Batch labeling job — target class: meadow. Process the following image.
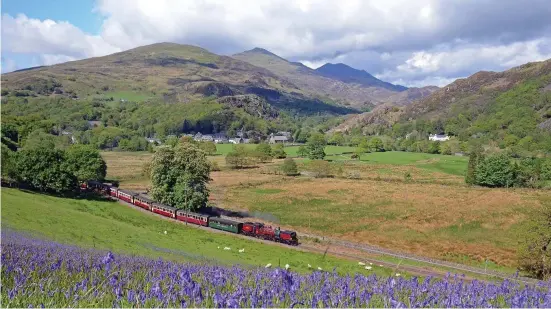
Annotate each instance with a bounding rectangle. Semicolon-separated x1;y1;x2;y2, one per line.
0;188;393;277
99;148;548;271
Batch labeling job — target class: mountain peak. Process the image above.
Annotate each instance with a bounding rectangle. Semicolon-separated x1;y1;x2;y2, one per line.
241;47;285;59
315;63;407;91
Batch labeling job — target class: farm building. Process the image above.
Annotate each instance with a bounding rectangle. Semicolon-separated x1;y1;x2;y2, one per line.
268;133;289;144
429;134;450;142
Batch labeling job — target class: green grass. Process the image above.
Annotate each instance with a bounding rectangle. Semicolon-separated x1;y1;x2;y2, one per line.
1;188;397;276
326;151;468;176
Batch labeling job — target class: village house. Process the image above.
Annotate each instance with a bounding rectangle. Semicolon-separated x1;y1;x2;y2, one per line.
213;133;228;143
268;133;289;144
229;137;243;144
146;137;161;144
429;134;450;142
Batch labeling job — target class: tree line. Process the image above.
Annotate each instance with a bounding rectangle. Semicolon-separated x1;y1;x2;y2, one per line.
465;148;551;188
2;141;107;193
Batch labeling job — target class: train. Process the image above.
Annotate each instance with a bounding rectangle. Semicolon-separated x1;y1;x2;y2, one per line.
83;181;299;246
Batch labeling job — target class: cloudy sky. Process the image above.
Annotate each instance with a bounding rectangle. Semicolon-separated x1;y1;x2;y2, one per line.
2;0;551;87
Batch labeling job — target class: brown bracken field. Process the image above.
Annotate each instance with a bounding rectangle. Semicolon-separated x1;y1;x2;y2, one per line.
102;150;550;269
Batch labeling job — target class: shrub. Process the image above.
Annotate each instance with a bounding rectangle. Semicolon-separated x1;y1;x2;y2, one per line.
307;160;332;178
272;143;287;159
280;158;298;176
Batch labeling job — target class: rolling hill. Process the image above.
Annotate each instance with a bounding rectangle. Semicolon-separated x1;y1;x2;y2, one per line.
0;43;355;117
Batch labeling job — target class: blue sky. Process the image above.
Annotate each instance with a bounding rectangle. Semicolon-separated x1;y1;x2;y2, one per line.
2;0;102;71
2;0;100;33
2;0;551;86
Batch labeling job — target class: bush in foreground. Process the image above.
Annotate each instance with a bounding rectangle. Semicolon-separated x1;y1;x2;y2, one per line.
2;231;551;308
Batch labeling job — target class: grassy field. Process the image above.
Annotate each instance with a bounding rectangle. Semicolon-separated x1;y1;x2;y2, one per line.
222;175;549;269
0;188;397;277
100;149;544;271
326;151;468;176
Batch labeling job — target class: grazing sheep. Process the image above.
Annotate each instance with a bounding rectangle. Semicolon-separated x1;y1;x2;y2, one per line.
285;264;290;270
265;263;272;268
224;247;231;250
365;266;372;270
317;267;322;271
358;262;366;266
238;248;245;253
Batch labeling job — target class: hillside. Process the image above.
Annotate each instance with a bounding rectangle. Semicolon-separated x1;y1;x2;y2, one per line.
0;43;355;117
315;63;407;92
335;59;551;152
233;48;427;109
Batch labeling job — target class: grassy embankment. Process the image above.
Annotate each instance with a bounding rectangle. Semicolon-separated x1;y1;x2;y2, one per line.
1;188;398;277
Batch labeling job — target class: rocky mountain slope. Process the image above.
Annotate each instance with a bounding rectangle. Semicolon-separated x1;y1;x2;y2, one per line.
334;59;551;139
315;63;407;92
232;48;432;109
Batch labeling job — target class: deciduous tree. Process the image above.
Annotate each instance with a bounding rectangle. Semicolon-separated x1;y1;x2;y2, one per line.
65;144;107;182
150;144;210;210
518;202;551;280
15;147;77;192
306;133;326;160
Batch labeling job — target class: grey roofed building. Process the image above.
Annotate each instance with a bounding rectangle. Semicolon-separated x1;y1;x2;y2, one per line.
268;133;289;144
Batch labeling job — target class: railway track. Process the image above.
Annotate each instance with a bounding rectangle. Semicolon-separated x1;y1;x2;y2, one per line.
111;194;540;284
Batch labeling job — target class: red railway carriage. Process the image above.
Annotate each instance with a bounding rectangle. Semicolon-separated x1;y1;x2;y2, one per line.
133;195;153;211
176;210;209;226
109;186;118;197
152;203;176;218
117;189;136;203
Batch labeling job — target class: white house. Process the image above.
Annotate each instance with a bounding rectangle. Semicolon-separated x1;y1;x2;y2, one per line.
429;134;450;142
229;137;243;144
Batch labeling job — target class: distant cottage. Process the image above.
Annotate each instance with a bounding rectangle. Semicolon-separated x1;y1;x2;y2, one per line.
429;134;450;142
268;133;290;144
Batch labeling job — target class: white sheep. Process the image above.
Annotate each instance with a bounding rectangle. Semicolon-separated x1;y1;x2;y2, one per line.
358;262;366;266
365;266;372;270
285;264;290;270
395;273;401;277
265;263;272;268
163;231;167;235
307;264;312;268
223;247;231;250
238;248;245;253
317;267;322;271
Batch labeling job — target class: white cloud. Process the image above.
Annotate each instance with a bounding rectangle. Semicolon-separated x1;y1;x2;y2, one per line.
1;13;120;62
376;38;551;86
2;0;551;86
